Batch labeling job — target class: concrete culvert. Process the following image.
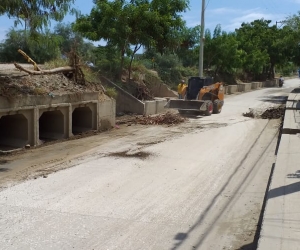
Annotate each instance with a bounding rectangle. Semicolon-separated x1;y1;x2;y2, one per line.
0;114;28;150
72;107;93;134
39;110;64;141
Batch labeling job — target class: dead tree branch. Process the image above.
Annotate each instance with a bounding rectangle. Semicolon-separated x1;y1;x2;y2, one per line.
17;49;42;71
14;63;74;75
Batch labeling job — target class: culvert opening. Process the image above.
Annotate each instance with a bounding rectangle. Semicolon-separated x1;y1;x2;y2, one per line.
72;107;93;134
39;110;64;141
0;114;28;150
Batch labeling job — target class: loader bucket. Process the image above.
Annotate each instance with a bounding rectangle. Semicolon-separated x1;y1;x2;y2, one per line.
164;99;206;111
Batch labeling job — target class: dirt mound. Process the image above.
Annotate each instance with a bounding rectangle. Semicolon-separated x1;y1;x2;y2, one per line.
136;112;186;125
243;107;285;119
0;64;106;99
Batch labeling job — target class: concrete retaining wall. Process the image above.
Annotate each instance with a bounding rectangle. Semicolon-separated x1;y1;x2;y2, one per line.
251;82;263;89
227;85;238;94
100;76;145;115
144;99;168;115
100;76;168;116
225;79;278;95
237;83;252;92
156;99;168;113
98;99;116;130
263;79;278;87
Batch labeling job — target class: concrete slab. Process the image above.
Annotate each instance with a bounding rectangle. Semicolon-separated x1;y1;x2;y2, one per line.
251;82;263;89
144;101;157;115
287;93;300;101
227;85;237;94
258;134;300;250
237;83;252;92
282;110;300;134
286;100;300;110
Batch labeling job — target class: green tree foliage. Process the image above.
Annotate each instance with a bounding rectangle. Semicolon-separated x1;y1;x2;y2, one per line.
235;20;270;78
73;0;189;79
0;29;61;63
204;25;244;76
176;25;200;67
0;25;96;64
54;23;83;55
53;23;97;63
0;0;75;32
282;12;300;67
235;19;297;79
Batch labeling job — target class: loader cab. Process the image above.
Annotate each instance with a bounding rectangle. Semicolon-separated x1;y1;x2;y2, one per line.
186;77;213;100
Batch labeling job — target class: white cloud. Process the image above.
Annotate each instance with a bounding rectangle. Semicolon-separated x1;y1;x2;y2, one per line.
224;11;276;31
206;7;286;32
207;7;237;15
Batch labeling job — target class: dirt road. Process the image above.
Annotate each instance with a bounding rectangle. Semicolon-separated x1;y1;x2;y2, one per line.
0;79;299;250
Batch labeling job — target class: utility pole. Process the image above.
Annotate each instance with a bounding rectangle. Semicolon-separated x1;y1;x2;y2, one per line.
199;0;205;77
276;21;284;28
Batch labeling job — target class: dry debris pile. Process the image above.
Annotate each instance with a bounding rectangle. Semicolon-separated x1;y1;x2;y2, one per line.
117;112;186;126
242;110;255;118
261;107;285;119
136;112;186;125
0;49;106;99
243;107;285;119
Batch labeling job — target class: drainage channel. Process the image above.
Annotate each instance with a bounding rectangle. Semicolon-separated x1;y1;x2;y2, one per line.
0;114;28;150
72;107;93;135
39;110;65;141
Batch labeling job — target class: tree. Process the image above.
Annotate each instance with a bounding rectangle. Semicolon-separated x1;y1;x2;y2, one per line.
233;19;299;79
0;29;61;63
0;0;75;32
73;0;189;79
282;13;300;66
235;20;273;79
204;25;244;77
175;25;200;67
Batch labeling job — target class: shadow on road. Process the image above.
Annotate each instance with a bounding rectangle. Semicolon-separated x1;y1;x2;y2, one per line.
0;167;10;172
268;181;300;199
259;95;288;104
287;170;300;178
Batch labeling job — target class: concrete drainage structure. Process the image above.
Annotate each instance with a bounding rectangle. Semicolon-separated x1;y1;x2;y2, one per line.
0;92;115;151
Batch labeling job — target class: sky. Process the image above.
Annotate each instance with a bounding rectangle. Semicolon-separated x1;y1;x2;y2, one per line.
0;0;300;42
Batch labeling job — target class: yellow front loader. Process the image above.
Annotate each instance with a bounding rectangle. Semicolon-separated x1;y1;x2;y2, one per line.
165;77;225;116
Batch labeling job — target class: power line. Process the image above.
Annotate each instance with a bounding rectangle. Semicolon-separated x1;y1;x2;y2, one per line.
205;0;210;10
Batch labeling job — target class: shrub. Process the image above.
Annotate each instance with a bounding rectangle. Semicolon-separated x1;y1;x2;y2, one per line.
105;87;118;99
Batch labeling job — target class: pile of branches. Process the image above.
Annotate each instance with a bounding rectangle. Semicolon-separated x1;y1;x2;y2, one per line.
14;49;85;85
261;107;285;119
135;112;186;125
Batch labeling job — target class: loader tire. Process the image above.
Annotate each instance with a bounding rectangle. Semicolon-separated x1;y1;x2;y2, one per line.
204;101;213;116
213;99;223;114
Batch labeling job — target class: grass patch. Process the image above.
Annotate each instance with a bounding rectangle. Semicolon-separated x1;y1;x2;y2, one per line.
44;58;69;69
105;87;118;99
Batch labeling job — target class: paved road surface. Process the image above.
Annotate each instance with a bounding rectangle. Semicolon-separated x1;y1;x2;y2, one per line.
0;79;299;250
